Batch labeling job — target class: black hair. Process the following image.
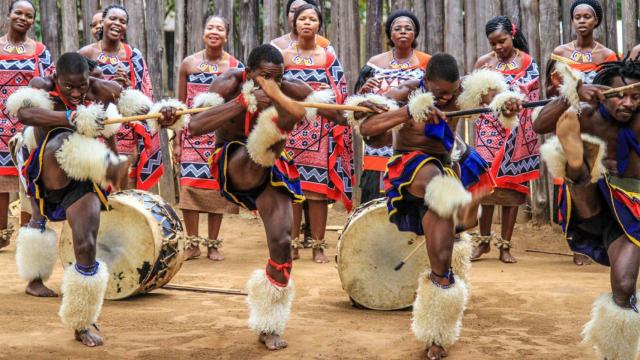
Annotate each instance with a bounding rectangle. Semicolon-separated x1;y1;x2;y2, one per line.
385;10;420;48
56;53;90;76
97;5;129;41
570;0;603;28
292;4;323;36
485;16;529;54
204;15;230;35
425;53;459;83
247;44;284;70
9;0;35;15
285;0;318;16
593;54;640;87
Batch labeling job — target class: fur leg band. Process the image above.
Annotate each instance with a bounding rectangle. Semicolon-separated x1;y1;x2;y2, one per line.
15;226;57;282
408;89;435;123
539;134;606;183
457;69;508;110
343;94;399;134
6;87;54;116
147;98;189;133
489;91;525;130
424;175;472;221
58;261;108;331
245;269;295;336
246;106;288;167
582;293;640;360
411;271;468;348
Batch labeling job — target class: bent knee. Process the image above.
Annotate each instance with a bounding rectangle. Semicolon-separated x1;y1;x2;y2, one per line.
612;276;637;305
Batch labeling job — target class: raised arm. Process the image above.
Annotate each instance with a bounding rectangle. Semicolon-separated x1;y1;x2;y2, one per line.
188;70;245;136
281;78;348;125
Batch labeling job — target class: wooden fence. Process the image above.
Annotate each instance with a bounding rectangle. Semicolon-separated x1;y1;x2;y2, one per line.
5;0;640;221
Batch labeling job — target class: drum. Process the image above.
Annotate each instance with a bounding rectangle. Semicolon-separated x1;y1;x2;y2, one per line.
60;190;185;300
336;198;429;310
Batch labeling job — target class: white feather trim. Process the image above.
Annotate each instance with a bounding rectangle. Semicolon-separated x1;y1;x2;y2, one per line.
101;103;121;138
73;103;106;138
147;98;189;134
6;87;53;116
408;90;435;123
555;61;584;112
15;227;57;282
241;79;258;114
411;272;468;348
192;92;225;108
246;106;287;167
457;69;508;110
117;89;152;117
581;293;640;360
303;89;335;121
540;134;606;183
23;126;37;152
343;94;399;134
246;269;295;336
424;175;472;220
59;261;108;330
489;91;525;130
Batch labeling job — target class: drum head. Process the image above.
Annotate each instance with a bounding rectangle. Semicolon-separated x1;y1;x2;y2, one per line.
60;192;162;300
337;199;429;310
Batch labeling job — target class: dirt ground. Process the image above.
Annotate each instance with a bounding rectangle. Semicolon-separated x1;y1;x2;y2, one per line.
0;207;613;359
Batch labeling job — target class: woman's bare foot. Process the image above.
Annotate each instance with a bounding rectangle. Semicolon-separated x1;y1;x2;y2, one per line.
291;247;300;260
470;242;491;261
426;344;448;359
207;247;225;261
75;329;103;347
499;249;517;263
313;248;329;263
259;333;288;350
184;246;201;260
25;279;58;297
573;252;592;266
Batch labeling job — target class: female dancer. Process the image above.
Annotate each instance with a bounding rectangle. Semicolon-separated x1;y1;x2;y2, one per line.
175;16;242;261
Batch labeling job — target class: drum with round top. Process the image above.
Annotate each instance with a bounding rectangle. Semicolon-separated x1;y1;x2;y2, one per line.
60;189;185;299
336;198;429;310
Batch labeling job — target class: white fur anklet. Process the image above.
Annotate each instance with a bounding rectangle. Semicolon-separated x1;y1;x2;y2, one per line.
58;261;109;331
15;226;57;282
245;269;295;336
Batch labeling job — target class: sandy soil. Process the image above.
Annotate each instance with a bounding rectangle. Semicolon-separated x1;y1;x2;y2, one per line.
0;208;612;359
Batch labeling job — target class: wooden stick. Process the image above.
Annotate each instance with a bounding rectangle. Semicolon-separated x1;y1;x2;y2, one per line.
162;284;248;296
525;249;573;257
394;239;426;271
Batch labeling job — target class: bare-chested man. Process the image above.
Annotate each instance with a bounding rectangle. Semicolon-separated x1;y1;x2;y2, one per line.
10;52;178;347
534;56;640;359
353;53;521;359
189;44;348;351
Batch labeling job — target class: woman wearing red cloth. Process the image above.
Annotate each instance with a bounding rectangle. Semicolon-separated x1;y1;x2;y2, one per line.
471;16;541;264
175;16;242;261
0;0;54;250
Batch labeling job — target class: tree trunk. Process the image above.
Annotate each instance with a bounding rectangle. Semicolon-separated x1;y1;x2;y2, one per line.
561;0;574;44
60;0;79;53
425;0;444;54
40;0;60;59
444;0;464;72
365;0;384;59
187;0;209;55
263;0;280;43
463;0;477;72
174;0;186;95
622;0;639;54
413;0;427;51
239;0;259;62
603;0;618;53
501;0;521;27
475;0;500;56
214;0;235;55
81;0;100;46
390;0;412;11
123;0;146;54
521;0;541;61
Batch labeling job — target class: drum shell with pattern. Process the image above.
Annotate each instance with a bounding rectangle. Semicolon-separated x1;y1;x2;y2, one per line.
336;199;429;310
59;190;185;300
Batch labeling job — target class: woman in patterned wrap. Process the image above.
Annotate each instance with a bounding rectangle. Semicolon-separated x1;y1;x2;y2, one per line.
79;4;163;191
471;16;541;264
354;9;430;204
282;4;353;263
0;0;54;250
175;15;242;261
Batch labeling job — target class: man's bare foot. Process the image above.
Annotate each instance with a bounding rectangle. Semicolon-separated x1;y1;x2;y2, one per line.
25;279;58;297
312;248;329;263
291;247;300;260
457;187;492;230
254;76;305;119
470;242;490;261
556;109;583;171
207;247;225;261
184;246;201;261
75;329;103;347
0;237;9;250
573;252;592;266
106;157;131;191
259;333;288;351
426;344;448;359
499;249;517;263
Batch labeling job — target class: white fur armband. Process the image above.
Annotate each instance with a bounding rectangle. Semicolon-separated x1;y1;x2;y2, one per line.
540;133;606;183
555;62;584;112
241;79;258;113
192;92;225;108
343;94;398;134
117;89;153;117
246;106;288;167
304;89;335;121
457;69;508;110
101;103;122;138
489;91;525;130
147;98;189;134
73;103;106;138
424;175;472;221
6;87;54;116
408;90;435;123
